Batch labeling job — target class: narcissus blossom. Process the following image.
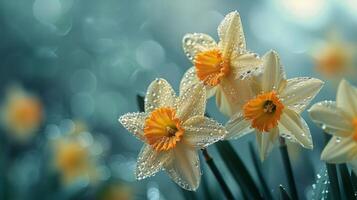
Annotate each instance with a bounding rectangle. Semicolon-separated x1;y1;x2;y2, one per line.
181;11;261;116
226;51;324;160
1;86;43;141
312;34;354;78
51;123;100;185
309;79;357;174
119;78;226;190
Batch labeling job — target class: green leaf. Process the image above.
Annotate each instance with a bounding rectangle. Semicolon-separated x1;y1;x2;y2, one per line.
279;185;292;200
350;171;357;194
338;164;355;200
216;141;262;199
136;94;145;112
248;142;273;200
279;138;298;200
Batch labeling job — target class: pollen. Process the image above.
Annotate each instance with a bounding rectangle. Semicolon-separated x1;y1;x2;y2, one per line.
144;107;184;152
243;91;284;132
194;49;230;86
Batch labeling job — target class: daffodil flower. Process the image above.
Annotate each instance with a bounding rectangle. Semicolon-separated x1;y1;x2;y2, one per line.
309;79;357;174
1;86;43;141
226;51;324;160
119;78;226;191
312;33;354;78
181;11;261;116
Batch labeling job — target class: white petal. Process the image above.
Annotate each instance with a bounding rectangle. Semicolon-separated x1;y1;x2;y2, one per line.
218;11;246;58
118;112;147;141
280;77;324;113
145;78;176;113
261;51;286;93
279;109;313;149
182;33;218;62
176;83;206;122
216;75;254;116
179;67;216;98
308;101;353;137
135;145;171;180
183;116;226;148
231;52;262;79
321;136;357;163
225;112;253;140
256;128;279;161
164;143;200;191
337;79;357;118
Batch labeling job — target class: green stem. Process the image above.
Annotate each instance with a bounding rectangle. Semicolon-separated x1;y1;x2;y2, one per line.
323;133;341;200
201;148;235;200
279;137;298;200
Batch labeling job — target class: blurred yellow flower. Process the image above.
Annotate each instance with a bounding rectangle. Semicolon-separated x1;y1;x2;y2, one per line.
1;86;43;141
98;183;133;200
309;79;357;174
52;133;98;185
119;78;226;190
312;34;355;78
226;51;324;160
181;11;262;116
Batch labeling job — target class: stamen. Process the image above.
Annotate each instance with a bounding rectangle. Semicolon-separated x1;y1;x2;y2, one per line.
263;100;277;113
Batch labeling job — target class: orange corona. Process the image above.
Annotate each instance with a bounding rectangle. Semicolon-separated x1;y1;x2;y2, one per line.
194;49;230;86
144;108;184;152
243;91;284;132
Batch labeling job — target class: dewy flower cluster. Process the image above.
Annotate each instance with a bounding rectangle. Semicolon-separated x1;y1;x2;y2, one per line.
119;11;326;191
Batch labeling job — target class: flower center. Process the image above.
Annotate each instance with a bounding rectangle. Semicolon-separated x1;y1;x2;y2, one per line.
243;91;284;132
194;49;230;86
144;107;184;152
352;118;357;142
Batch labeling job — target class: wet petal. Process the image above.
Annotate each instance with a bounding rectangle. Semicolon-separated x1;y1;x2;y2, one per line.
279;109;313;149
231;52;262;78
179;67;216;98
135;144;171;180
308;101;353;137
256;128;279;161
261;51;286;93
145;78;176;113
216;75;254;116
182;33;218;62
280;77;324;113
218;11;246;58
225;112;253;140
337;79;357;118
176;83;206;122
165;143;200;191
183;116;226;148
118;112;148;141
321;136;357;163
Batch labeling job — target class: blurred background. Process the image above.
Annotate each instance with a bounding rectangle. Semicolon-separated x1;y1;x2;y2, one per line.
0;0;357;199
